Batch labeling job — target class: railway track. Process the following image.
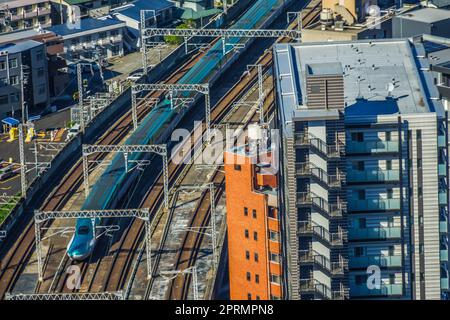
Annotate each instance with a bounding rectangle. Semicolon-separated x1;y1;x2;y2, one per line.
0;49;204;298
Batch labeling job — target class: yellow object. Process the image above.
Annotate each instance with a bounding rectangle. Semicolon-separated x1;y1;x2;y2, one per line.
73;91;79;100
25;127;35;143
7;127;18;142
8;158;12;163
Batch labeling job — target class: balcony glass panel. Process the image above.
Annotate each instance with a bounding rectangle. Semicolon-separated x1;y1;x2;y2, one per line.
347;141;399;154
349;255;402;268
348;227;401;240
347;169;400;183
440;221;448;233
439;191;447;205
439;164;447;176
441;278;449;290
441;250;448;262
438;135;446;148
351;283;402;296
348;198;400;211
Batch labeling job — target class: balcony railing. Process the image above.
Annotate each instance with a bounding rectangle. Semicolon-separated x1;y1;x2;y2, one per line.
350;283;402;297
438;135;446;148
349;255;402;269
299;279;332;299
347;141;399;154
298;221;345;246
296;163;344;187
440;220;448;233
441;249;448;262
439;164;447;176
347;169;400;183
348;198;401;212
299;250;347;275
441;278;449;290
439;191;447;205
294;133;343;158
297;192;345;217
348;227;401;240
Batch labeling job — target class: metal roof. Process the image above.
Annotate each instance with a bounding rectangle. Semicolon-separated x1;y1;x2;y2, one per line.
0;39;42;53
398;7;450;24
112;0;174;21
1;117;19;126
45;17;125;38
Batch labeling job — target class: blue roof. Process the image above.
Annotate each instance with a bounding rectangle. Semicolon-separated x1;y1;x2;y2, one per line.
114;0;174;21
0;40;42;54
46;17;125;37
2;117;19;126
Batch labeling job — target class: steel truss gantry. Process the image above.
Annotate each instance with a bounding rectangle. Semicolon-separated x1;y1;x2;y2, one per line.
34;209;151;282
247;64;265;124
131;83;212;140
18;124;26;198
5;291;124;300
171;183;218;270
142;27;301;55
160;266;199;300
82;144;169;209
140;10;157;75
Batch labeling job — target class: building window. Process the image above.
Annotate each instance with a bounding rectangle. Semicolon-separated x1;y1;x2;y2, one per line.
0;77;7;87
253;231;258;241
244;229;249;238
99;32;107;39
389;274;395;284
416;130;422;140
110;30;119;37
387;188;393;199
247;293;252;300
271;295;281;300
269;231;279;242
252;209;257;219
355;275;367;285
386;160;392;170
246;272;251;281
38;84;46;95
270;274;280;284
355;161;364;171
351;132;363;142
9;93;19;103
9;75;18;85
388;245;395;256
71;39;79;45
354;247;364;257
245;251;250;260
0;61;5;70
37;67;45;78
269;252;280;263
234;164;241;171
254;252;259;262
9;58;17;68
357;190;365;200
255;274;260;284
268;206;277;219
358;218;366;228
85;35;92;43
417;158;422;168
0;95;8;105
244;207;248;216
256;296;260;300
385;131;391;141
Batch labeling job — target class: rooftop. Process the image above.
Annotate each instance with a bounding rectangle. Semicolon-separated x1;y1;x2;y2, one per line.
46;17;125;38
112;0;174;21
306;62;343;76
398;7;450;23
0;39;42;53
0;28;56;45
273;39;444;129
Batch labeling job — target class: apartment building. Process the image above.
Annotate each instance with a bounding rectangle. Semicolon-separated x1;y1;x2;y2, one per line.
46;17;125;61
0;40;49;119
224;147;284;300
0;0;52;34
273;38;450;300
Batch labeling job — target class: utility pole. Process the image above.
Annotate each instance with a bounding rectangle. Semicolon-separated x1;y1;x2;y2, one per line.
18;124;26;198
77;63;85;133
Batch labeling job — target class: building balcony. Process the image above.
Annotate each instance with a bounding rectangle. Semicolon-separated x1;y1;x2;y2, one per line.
348;198;401;212
439;191;447;205
347;141;399;155
439;164;447;176
438;135;446;148
297;192;345;217
349;255;402;269
441;249;448;262
297;221;345;246
348;227;401;241
350;283;402;297
440;220;448;233
347;169;400;183
299;279;332;299
441;278;449;290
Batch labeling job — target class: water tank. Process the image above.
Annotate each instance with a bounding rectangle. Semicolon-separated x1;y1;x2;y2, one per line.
320;8;334;27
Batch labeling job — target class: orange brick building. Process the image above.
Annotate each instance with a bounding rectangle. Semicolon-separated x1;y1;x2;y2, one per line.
224;148;283;300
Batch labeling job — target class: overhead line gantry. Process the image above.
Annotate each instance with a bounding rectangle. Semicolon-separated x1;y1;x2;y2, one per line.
5;292;124;300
